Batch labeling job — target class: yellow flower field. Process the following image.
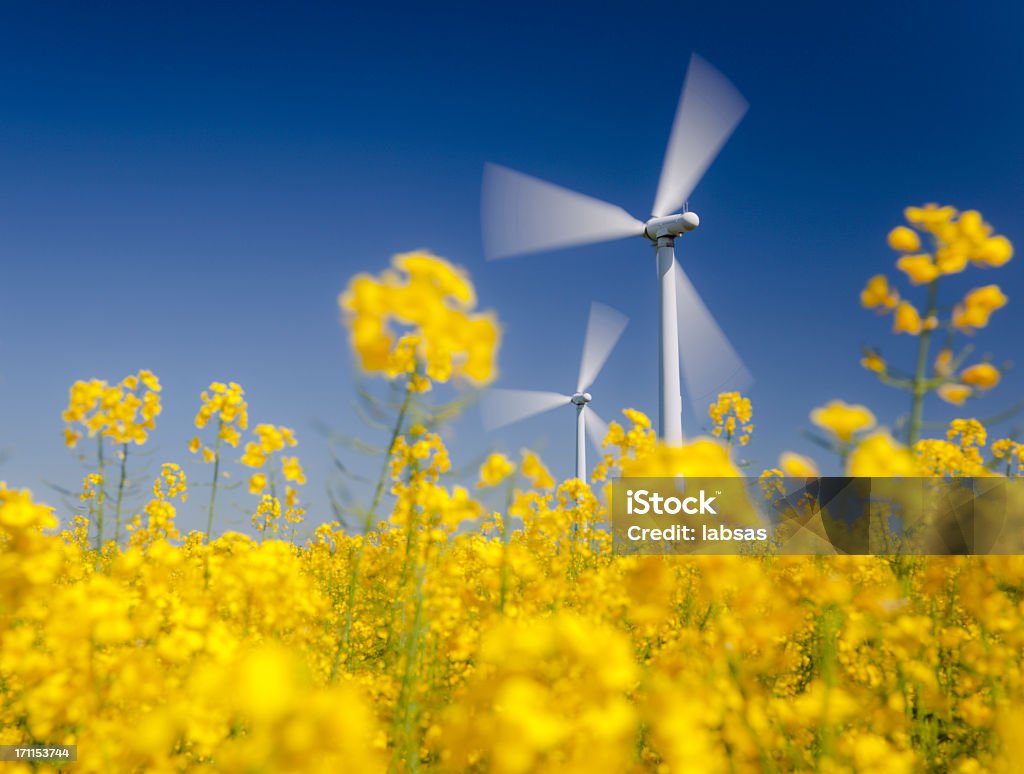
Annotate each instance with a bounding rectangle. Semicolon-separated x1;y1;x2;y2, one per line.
2;216;1023;772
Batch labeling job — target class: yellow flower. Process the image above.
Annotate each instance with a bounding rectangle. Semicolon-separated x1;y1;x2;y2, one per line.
521;451;555;490
63;370;163;447
892;301;923;335
992;438;1024;475
960;363;1000;390
896;254;939;285
937;384;972;405
241;442;268;469
947;418;986;449
904;203;957;228
935;245;969;275
188;437;201;454
974;235;1013;267
248;473;268;495
887;225;921;252
194;381;248;441
281;456;307;485
810;400;876;442
709;392;753;446
779;451;820;478
847;432;918;476
340;251;502;389
477;452;516;488
860;351;885;374
934;348;953;376
860;275;899;310
953;285;1007;331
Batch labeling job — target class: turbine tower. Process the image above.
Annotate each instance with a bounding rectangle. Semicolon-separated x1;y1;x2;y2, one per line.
482;54;751;444
481;301;627;481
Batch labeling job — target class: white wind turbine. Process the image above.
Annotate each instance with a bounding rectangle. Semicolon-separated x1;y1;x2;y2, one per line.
483;53;752;445
481;301;628;481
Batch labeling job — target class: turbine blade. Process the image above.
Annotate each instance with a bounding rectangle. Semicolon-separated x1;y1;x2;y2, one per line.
675;262;753;419
577;301;628;393
481;388;571;431
652;54;748;218
482;163;644;259
585;407;612;452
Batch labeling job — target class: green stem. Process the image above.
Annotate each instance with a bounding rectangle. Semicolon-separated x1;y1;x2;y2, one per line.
203;424;224;590
391;565;427;773
331;384;414;681
113;443;129;545
94;437;106;553
908;280;940;446
206;422;223;540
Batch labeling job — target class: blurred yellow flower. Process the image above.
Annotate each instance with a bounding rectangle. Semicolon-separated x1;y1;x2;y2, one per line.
896;254;939;285
281;456;307;485
248;473;268;494
887;225;921;252
520;450;554;490
810;400;876;442
938;384;972;405
953;285;1008;331
960;363;1000;390
779;451;819;478
847;432;918;476
860;351;885;373
892;301;923;335
340;251;501;390
860;275;899;310
974;235;1013;267
904;203;957;228
478;452;516;488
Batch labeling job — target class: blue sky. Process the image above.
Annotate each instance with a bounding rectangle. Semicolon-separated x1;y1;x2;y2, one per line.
2;1;1022;533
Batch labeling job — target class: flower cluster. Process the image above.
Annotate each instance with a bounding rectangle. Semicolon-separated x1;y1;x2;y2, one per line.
62;369;162;448
126;463;188;546
709;391;753;446
860;205;1012;423
241;424;305;496
340;251;500;391
190;381;248;460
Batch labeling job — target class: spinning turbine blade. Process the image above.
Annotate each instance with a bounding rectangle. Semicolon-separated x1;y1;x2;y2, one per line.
577;301;628;393
482;163;644;259
481;389;571;431
674;261;753;416
652;54;748;218
585;408;612;452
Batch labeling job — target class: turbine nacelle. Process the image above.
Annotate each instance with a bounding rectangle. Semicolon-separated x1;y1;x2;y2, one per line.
644;212;700;241
570;391;592;406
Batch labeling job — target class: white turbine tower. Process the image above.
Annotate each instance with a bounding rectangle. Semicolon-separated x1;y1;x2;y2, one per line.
481;301;628;481
482;53;751;445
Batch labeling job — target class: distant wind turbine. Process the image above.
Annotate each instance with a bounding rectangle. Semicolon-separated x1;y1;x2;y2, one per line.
481;301;627;481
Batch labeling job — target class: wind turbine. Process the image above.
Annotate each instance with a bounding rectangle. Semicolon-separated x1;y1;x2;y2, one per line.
481;301;627;481
482;53;751;445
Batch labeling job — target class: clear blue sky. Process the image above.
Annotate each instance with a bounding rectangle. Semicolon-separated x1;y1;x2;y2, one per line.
2;1;1022;533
